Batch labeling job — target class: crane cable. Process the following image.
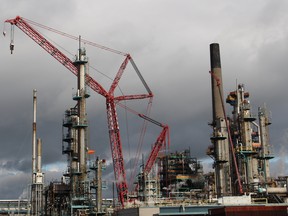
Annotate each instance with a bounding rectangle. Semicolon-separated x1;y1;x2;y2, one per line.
23;17;128;56
132;98;153;186
210;71;243;194
117;98;154;189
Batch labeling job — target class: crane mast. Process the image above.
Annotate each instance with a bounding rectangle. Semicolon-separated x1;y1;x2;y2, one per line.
106;54;153;206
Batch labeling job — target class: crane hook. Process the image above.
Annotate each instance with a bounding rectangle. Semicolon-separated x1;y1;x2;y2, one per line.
10;24;15;54
2;23;14;54
10;43;14;54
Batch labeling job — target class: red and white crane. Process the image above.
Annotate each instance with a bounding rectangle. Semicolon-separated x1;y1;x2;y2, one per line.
4;16;154;207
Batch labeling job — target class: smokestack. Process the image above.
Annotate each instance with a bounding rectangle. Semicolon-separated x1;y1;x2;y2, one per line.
37;138;42;173
210;43;225;121
209;43;231;196
32;89;37;183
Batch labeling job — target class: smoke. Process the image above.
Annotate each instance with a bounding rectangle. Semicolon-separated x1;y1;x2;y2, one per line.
18;186;30;200
271;128;288;177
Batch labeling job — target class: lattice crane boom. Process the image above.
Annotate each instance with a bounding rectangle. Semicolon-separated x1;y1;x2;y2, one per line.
5;16;108;98
143;126;169;175
133;114;169;192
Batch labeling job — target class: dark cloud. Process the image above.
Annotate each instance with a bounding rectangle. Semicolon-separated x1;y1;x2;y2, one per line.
0;171;30;199
0;0;288;199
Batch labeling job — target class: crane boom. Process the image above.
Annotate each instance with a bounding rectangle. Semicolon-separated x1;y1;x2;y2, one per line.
5;16;108;98
133;114;169;193
144;126;169;175
109;55;131;95
138;114;169;175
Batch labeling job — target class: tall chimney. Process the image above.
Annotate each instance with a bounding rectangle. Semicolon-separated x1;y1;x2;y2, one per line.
210;43;224;120
209;43;231;196
32;89;37;184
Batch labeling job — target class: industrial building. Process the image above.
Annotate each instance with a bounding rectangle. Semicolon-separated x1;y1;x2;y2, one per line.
1;16;288;215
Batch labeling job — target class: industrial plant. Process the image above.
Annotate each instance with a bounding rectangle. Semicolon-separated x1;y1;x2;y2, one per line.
1;16;288;215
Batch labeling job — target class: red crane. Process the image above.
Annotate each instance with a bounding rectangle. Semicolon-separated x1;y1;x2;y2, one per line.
5;16;153;207
132;124;168;193
117;103;169;193
137;114;169;176
5;16;107;97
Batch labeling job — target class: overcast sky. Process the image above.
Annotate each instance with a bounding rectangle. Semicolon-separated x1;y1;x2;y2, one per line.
1;0;288;199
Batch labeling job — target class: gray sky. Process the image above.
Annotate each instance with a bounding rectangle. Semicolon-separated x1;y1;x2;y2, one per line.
1;0;288;199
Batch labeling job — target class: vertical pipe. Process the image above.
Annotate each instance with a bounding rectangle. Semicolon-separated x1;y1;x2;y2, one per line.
37;138;42;173
78;48;87;181
32;89;37;184
258;106;272;181
73;43;88;195
96;158;103;213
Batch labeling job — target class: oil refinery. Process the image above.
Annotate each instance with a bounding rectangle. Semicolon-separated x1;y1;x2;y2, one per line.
1;16;288;216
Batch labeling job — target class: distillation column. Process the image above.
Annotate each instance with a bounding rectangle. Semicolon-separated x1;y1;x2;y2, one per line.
73;44;89;198
237;85;258;187
96;158;104;214
31;90;44;215
227;84;264;191
32;89;37;184
209;43;231;196
258;106;273;182
61;44;90;214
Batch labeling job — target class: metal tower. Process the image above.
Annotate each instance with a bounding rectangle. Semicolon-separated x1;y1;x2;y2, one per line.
31;90;44;215
208;43;232;196
62;44;91;214
258;105;274;183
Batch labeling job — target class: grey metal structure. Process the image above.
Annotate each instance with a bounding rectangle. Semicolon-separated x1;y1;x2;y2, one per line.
31;90;44;215
90;157;106;214
61;44;96;215
208;43;276;197
0;199;30;215
227;84;258;190
258;105;274;182
226;84;274;192
209;43;232;196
